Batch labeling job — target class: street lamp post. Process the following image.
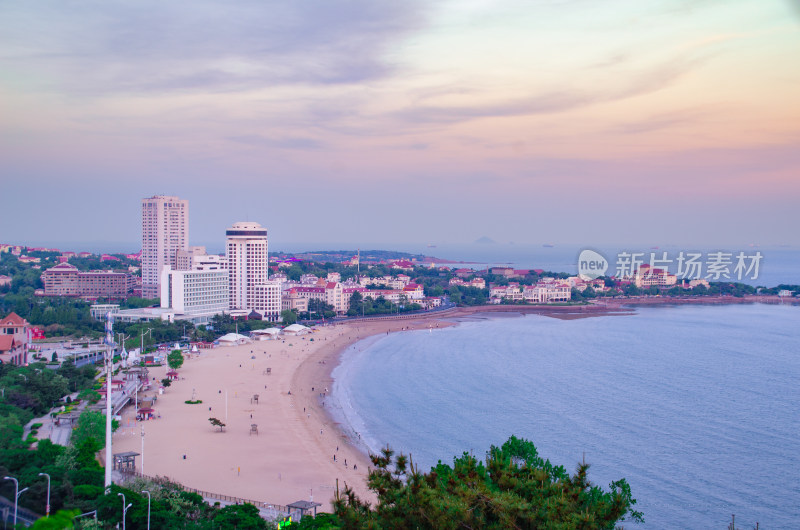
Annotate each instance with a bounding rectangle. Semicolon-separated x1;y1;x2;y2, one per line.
142;490;151;530
3;475;28;526
141;328;152;356
38;472;51;517
118;492;132;530
141;427;145;475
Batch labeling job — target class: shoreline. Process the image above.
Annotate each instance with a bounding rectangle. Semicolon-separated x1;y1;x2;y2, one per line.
109;297;795;513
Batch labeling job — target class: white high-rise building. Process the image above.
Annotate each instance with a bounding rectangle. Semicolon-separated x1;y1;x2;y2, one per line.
226;222;268;310
225;221;281;321
141;196;189;299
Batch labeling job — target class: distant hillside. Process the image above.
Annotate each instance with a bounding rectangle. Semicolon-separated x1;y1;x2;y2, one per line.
271;249;432;263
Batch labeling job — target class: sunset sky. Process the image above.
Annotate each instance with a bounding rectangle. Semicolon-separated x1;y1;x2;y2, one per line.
1;0;799;250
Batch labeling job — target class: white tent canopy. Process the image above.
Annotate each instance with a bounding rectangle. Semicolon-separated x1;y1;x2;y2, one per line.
251;328;281;340
283;324;310;335
218;333;252;345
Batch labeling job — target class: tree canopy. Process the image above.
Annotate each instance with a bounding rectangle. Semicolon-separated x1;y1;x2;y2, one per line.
167;349;184;370
333;435;643;529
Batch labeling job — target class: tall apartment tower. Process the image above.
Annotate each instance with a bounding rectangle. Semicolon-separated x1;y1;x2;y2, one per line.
141;195;189;299
226;222;269;310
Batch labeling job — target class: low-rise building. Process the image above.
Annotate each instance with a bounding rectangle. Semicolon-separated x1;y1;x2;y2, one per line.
0;312;28;365
522;283;571;303
402;283;425;300
0;275;12;287
489;283;523;302
251;281;282;321
688;279;710;289
90;304;120;320
282;288;310;313
633;264;678;289
160;266;230;323
41;263;134;298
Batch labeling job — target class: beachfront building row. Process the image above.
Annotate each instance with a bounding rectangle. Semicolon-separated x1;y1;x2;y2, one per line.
279;280;428;315
449;277;486;289
359;274;412;289
41;262;136;298
489;281;572;303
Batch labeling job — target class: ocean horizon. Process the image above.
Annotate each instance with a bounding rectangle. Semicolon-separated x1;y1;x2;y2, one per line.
332;303;800;528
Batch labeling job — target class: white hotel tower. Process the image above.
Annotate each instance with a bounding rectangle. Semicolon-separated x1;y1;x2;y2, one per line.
226;222;281;320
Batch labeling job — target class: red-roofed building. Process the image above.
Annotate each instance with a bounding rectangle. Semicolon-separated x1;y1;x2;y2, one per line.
402;283;425;300
453;268;473;278
0;312;28;365
389;260;415;271
41;262;134;297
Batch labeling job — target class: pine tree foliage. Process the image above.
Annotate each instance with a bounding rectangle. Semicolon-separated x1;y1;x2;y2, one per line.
333;436;642;529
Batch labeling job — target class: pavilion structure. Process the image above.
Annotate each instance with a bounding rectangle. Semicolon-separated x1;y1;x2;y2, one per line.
287;500;322;519
113;451;140;472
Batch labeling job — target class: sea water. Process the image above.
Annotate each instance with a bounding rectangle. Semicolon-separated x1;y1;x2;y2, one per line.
332;304;800;528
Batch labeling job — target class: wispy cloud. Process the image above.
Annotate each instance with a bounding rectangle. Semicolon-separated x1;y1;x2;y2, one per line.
390;56;702;126
0;1;428;95
226;134;323;150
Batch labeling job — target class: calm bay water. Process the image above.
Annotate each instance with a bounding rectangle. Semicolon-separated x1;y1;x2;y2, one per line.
332;304;800;528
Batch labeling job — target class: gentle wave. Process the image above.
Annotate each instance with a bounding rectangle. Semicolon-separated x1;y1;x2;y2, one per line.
332;304;800;529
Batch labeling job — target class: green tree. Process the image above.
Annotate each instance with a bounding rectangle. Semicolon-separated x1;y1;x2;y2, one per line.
346;291;364;316
334;435;642;529
167;350;184;370
72;410;106;449
209;417;226;432
213;502;267;529
31;509;80;529
281;309;298;325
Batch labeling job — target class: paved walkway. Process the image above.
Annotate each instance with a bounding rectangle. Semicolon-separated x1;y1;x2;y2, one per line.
22;391;83;446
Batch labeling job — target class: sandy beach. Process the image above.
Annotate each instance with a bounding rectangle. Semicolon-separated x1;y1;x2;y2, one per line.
110;295;791;511
111;316;453;510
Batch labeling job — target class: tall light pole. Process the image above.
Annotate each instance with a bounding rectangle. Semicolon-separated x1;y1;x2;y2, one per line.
141;328;152;356
118;492;132;530
104;313;115;489
38;472;50;517
3;475;28;526
141;490;151;530
141;427;145;475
